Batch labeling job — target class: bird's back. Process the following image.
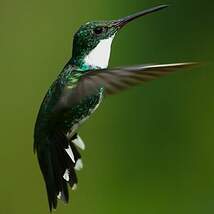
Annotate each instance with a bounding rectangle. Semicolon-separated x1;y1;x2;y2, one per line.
34;64;103;141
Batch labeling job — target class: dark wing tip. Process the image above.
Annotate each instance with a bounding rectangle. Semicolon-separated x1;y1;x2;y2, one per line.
158;4;169;9
143;62;199;69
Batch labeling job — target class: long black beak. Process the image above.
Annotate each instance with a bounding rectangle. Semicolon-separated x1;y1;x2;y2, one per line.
113;5;168;28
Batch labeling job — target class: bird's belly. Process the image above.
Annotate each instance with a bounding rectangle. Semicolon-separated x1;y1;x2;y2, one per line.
64;88;104;137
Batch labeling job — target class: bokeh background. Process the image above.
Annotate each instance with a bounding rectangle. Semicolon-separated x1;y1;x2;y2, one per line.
0;0;214;213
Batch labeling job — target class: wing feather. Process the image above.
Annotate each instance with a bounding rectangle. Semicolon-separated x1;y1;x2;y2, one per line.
55;62;196;109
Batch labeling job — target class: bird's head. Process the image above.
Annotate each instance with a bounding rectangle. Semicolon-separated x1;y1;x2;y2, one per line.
71;5;168;69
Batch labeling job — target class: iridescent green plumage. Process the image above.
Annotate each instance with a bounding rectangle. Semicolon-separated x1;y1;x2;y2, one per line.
34;64;103;139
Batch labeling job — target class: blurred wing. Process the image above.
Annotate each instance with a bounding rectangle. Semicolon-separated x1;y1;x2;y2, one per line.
56;62;196;109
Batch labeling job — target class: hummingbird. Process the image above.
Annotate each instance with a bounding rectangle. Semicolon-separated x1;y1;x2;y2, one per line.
34;4;195;211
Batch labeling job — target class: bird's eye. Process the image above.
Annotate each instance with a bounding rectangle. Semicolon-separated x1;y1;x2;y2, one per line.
93;27;104;35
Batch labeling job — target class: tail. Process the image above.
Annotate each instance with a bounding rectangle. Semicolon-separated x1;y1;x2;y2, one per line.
34;132;85;211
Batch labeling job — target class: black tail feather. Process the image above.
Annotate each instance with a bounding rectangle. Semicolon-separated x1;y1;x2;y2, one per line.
35;131;81;211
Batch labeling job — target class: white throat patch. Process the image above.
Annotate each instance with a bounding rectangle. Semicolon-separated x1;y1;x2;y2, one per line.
84;35;114;69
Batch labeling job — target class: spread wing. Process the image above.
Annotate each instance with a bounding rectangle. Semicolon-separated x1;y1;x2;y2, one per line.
55;62;196;110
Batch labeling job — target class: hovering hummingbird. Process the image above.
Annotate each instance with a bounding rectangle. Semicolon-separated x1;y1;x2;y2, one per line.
34;4;195;211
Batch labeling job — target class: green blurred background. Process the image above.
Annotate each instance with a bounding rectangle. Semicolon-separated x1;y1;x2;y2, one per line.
0;0;214;213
